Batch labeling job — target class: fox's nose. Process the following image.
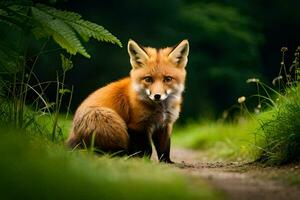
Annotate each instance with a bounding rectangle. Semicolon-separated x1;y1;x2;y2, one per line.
154;94;161;100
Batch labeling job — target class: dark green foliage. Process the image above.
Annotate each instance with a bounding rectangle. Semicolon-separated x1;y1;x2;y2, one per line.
0;40;24;74
0;1;121;59
256;86;300;165
31;3;122;58
0;0;121;139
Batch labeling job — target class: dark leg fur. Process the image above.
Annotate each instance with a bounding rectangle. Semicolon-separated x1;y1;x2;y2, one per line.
152;126;174;163
128;129;152;158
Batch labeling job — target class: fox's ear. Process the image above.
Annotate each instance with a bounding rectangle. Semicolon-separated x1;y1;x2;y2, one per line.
128;39;149;69
168;40;189;68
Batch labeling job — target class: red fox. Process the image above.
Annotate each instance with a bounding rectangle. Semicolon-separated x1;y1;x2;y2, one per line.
67;39;189;163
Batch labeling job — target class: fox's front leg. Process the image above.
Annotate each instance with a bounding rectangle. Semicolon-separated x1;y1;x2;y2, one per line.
128;129;152;158
152;124;174;163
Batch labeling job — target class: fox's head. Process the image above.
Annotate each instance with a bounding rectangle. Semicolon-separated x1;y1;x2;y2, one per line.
128;39;189;103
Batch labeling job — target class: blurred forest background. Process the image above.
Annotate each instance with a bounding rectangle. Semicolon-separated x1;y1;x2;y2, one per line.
1;0;299;121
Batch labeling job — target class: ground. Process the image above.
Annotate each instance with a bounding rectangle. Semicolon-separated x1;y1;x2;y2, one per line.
167;148;300;200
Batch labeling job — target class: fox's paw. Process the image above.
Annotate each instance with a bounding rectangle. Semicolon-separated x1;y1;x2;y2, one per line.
159;158;174;164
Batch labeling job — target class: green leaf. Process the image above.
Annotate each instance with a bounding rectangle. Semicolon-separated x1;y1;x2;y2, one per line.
31;6;91;58
59;88;71;95
1;2;122;58
36;4;122;47
30;4;122;58
69;20;122;47
60;54;73;72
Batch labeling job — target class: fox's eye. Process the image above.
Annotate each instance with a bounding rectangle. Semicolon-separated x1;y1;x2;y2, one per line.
144;76;153;83
164;76;173;82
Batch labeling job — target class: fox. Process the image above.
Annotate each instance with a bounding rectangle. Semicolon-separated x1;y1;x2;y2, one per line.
66;39;189;163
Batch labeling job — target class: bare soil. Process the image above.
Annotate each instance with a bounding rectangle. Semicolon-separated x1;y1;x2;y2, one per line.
170;148;300;200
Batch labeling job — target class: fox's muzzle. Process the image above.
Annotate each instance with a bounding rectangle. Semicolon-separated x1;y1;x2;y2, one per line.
149;92;168;101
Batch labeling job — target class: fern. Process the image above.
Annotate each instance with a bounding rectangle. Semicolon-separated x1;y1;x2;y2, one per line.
0;1;122;58
31;7;90;57
36;4;122;45
31;4;122;58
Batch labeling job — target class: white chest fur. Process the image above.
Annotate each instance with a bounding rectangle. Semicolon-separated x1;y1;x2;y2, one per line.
146;97;180;134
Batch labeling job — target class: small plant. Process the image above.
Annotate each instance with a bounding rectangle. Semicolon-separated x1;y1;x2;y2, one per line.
51;54;73;141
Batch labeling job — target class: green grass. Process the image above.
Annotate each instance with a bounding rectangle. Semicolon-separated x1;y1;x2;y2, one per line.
0;98;72;142
34;113;72;140
0;128;221;200
173;118;260;161
255;86;300;165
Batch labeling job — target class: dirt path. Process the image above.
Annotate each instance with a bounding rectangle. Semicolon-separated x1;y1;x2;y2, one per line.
170;148;300;200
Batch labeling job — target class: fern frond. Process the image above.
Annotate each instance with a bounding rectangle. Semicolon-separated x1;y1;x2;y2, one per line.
31;6;90;58
1;2;122;58
35;4;122;47
70;20;122;45
49;19;90;58
37;4;82;21
30;4;122;58
31;26;49;39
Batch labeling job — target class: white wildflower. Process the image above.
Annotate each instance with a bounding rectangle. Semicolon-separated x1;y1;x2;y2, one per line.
238;96;246;104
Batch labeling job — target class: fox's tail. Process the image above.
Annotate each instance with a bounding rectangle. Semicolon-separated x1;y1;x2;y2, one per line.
66;107;129;153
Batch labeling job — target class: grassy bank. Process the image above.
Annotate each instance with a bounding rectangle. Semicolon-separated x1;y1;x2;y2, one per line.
255;86;300;165
173;86;300;166
173;119;259;161
0;128;221;200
